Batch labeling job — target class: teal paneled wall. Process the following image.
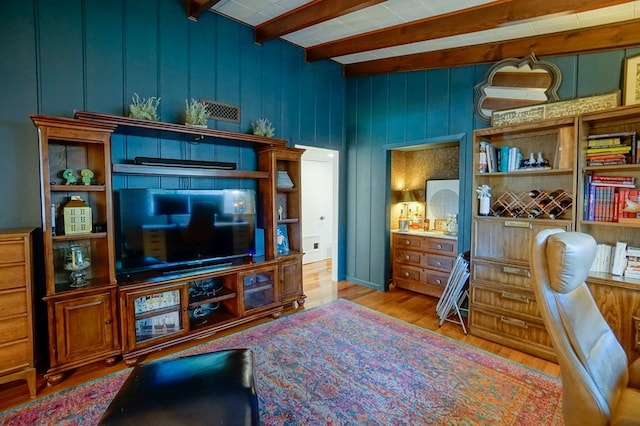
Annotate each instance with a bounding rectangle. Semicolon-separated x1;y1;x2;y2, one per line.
0;0;345;273
345;48;640;290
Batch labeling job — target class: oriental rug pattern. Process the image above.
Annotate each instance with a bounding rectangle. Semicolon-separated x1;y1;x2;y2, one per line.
1;299;563;425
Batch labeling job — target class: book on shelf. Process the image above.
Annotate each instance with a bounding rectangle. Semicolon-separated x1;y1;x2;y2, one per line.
591;175;634;184
627;246;640;257
586;131;638;164
586;145;631;155
612;241;627;276
588;137;621;147
590;243;613;274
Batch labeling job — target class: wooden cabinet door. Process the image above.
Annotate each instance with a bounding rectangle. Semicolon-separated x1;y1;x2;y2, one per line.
53;292;115;365
279;254;303;305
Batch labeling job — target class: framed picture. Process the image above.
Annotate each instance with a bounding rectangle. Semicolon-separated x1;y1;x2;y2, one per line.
425;179;459;224
623;54;640;106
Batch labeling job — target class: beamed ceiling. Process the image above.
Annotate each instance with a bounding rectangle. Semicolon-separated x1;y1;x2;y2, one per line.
186;0;640;77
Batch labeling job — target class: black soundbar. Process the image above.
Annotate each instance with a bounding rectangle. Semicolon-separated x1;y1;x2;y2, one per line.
134;157;236;170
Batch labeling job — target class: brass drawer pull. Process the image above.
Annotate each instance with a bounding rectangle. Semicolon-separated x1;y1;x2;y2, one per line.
503;266;530;277
500;291;529;303
504;221;532;229
500;316;528;328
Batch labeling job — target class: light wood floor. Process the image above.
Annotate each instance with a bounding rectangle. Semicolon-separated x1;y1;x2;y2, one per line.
0;259;560;413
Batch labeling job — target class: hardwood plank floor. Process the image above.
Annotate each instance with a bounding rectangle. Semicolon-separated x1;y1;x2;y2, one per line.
0;259;560;413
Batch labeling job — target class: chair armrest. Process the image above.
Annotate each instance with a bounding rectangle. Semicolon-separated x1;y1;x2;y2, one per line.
629;357;640;389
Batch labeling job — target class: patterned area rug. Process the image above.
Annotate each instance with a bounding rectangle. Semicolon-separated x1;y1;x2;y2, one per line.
1;299;563;425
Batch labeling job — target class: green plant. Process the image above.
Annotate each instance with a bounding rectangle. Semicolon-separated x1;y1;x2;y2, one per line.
185;98;208;126
251;118;275;138
129;93;160;121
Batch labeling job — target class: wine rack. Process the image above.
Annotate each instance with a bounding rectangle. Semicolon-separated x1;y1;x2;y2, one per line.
490;190;573;220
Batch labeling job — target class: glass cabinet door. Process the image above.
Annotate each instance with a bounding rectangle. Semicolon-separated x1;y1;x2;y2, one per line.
132;288;183;344
242;267;276;312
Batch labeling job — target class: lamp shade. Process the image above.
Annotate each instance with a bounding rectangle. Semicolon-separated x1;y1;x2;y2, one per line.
400;189;417;203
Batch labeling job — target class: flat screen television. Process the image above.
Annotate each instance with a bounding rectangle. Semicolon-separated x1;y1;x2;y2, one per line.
116;188;256;280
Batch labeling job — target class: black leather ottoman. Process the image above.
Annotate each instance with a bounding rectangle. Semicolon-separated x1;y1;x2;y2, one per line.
99;349;259;426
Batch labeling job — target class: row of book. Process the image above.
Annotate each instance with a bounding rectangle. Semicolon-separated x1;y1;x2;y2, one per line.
590;242;640;280
586;131;638;166
478;142;548;173
584;175;639;223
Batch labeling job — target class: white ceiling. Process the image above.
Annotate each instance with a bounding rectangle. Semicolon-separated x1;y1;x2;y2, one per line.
210;0;640;65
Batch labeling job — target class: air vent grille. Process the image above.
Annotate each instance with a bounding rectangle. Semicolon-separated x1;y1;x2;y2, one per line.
201;99;240;123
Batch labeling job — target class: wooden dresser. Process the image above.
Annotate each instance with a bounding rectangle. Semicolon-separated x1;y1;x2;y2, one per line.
392;231;457;298
0;228;36;397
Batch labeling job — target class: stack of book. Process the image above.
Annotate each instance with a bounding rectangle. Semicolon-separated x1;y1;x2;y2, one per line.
586;132;637;166
584;175;636;222
590;243;613;273
625;246;640;280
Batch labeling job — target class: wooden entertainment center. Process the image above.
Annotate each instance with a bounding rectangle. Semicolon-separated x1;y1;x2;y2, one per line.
32;112;305;384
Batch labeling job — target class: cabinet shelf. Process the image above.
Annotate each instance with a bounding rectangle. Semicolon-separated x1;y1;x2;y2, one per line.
583;164;640;173
52;232;108;242
277;218;299;224
50;184;106;192
74;110;288;147
134;305;180;321
188;290;236;309
244;283;273;295
476;168;573;177
581;220;640;228
112;163;269;179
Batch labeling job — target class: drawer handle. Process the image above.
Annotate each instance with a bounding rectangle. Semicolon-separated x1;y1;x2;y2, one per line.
405;255;410;260
404;272;410;277
437;244;443;249
436;261;442;267
504;221;532;229
435;279;442;284
500;316;528;328
105;319;112;325
503;266;530;277
500;291;529;303
403;239;411;245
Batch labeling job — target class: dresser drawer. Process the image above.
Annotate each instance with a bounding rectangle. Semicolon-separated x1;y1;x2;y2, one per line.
0;241;26;265
394;249;422;267
471;284;540;319
425;270;450;288
469;308;553;355
0;289;28;317
393;233;427;250
394;263;424;282
424;237;457;256
425;253;455;272
0;265;26;291
471;261;531;291
473;218;570;263
0;339;29;373
0;315;29;344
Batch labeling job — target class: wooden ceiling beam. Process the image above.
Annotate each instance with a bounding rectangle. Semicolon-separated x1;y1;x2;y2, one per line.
343;18;640;78
186;0;222;22
254;0;386;45
306;0;635;62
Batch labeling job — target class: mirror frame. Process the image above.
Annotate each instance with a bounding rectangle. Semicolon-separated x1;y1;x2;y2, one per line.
474;53;562;122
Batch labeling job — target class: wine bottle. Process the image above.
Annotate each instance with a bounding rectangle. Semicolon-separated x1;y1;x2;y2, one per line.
549;189;563;200
528;189;541;198
528;208;542;219
548;207;563;219
560;199;572;208
492;206;506;217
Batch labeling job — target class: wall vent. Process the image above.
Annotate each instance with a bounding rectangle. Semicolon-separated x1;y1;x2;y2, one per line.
201;99;241;123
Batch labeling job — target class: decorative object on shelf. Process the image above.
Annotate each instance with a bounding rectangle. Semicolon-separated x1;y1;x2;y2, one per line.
64;243;91;287
623;54;640;106
80;168;94;185
129;93;161;121
476;185;491;216
444;214;458;236
425;179;458;227
276;225;289;254
251;118;275;137
63;196;93;234
184;98;208;127
278;205;284;221
277;170;294;188
62;169;76;185
490;190;573;219
492;91;620;127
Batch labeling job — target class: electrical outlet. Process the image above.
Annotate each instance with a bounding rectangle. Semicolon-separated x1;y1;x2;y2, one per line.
634;316;640;352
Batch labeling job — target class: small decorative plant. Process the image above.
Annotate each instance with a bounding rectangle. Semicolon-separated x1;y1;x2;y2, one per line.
185;98;208;127
129;93;161;121
251;118;275;138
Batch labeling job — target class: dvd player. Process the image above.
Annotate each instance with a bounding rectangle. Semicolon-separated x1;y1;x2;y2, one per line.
134;157;236;170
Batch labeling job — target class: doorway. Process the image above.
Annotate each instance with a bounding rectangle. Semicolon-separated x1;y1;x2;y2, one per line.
297;145;339;282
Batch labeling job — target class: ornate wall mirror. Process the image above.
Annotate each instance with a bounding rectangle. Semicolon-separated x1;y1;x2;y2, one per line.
474;53;562;122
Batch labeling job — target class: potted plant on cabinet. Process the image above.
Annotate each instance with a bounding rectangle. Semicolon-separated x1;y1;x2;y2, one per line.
129;93;161;121
185;98;208;128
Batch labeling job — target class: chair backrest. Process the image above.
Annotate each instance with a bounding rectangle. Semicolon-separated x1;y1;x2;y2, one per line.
530;229;629;426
